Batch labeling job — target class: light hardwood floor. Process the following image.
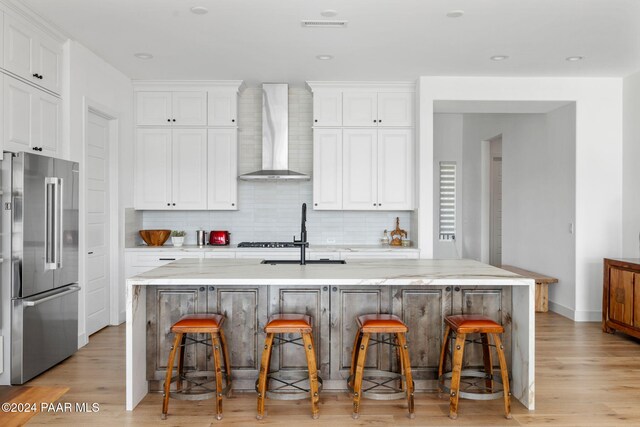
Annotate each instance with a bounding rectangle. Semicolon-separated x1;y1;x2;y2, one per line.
24;312;640;426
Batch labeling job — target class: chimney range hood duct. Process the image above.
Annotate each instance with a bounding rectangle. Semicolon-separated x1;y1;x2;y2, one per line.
239;83;310;181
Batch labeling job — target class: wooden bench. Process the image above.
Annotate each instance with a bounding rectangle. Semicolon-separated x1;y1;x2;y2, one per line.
500;265;558;313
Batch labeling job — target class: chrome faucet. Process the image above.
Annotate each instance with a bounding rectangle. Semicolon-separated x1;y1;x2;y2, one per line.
293;203;309;265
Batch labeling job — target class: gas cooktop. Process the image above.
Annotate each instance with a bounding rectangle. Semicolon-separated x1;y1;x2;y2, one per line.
237;242;297;248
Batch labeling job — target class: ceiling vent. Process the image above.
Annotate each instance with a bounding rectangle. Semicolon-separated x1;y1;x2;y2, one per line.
301;20;348;28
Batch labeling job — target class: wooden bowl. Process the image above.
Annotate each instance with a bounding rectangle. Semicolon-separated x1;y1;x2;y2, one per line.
139;229;171;246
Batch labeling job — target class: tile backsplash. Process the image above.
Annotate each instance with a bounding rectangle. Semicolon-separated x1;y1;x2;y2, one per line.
139;87;412;246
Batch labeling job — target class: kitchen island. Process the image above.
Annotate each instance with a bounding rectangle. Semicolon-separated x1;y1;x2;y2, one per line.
126;258;535;411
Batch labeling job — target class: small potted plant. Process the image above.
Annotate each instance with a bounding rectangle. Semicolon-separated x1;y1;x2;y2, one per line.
171;230;186;247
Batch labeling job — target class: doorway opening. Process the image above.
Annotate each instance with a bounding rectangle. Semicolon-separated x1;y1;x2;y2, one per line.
488;135;502;267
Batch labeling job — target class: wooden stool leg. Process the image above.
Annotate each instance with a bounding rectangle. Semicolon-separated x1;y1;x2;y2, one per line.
449;332;466;420
219;329;233;397
162;332;183;420
175;334;186;392
395;334;405;392
480;333;494;392
492;333;512;419
302;332;320;419
212;333;224;420
348;330;362;389
438;325;451;394
256;333;274;420
352;332;370;419
396;332;415;419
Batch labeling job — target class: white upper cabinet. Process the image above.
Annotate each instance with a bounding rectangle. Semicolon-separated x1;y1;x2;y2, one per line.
313;91;342;127
207;90;237;126
313;129;342;210
207;128;238;210
3;75;60;156
135;129;172;209
135;129;207;210
136;91;207;126
377;129;413;210
171;129;207;209
342;129;378;210
377;93;414;127
3;14;62;94
342;91;413;127
343;92;377;127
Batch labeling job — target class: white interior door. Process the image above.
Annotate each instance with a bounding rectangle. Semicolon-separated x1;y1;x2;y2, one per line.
490;137;502;267
86;111;110;336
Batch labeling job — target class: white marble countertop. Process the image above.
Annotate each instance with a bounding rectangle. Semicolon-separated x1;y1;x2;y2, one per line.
124;244;420;252
126;258;532;287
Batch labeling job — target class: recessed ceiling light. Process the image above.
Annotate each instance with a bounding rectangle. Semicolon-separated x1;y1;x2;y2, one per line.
316;55;334;60
190;6;208;15
566;56;584;62
446;10;465;18
490;55;509;61
134;53;153;60
321;9;338;17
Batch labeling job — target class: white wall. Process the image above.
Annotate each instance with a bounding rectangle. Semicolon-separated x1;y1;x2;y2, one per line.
65;40;133;345
623;70;640;257
433;114;463;258
142;87;413;246
420;77;623;321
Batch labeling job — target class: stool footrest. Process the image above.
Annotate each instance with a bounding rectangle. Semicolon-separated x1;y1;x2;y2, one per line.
439;369;506;401
255;370;323;400
165;370;232;401
347;370;413;401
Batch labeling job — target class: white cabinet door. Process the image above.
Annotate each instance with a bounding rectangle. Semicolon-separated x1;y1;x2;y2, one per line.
3;14;35;82
34;33;62;94
343;92;377;127
207;128;238;210
34;90;60;157
135;129;172;209
377;93;414;127
136;92;172;125
172;91;207;126
171;129;207;210
4;76;34;153
377;129;413;210
343;129;377;210
313;91;342;127
208;90;237;126
313;129;342;210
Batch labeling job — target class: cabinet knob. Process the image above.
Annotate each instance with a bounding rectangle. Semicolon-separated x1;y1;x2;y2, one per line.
373;203;377;206
314;203;318;206
323;286;328;291
199;287;205;291
167;119;171;122
172;203;176;206
378;203;382;207
209;286;215;291
378;119;382;123
332;287;338;292
166;203;170;206
232;119;235;123
32;73;38;78
445;286;451;291
454;287;461;292
231;203;235;206
314;119;318;123
172;119;176;122
373;120;377;123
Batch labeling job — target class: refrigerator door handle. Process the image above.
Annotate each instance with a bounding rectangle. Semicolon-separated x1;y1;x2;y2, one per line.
56;177;64;269
44;177;56;270
23;285;81;307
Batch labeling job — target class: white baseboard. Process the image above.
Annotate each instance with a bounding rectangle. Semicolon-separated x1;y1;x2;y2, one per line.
77;333;88;349
548;300;602;322
119;310;126;325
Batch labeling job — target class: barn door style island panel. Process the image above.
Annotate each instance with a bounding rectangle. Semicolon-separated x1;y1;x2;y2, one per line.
126;259;535;411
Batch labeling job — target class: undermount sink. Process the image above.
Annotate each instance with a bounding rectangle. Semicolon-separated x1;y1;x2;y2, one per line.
261;259;347;265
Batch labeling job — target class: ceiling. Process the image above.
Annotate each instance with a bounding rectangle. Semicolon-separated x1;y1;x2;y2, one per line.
20;0;640;85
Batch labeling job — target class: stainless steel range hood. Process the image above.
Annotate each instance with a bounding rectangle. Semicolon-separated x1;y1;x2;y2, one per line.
239;83;310;181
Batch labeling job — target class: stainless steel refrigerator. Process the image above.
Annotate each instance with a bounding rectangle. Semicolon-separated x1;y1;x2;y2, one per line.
0;152;80;384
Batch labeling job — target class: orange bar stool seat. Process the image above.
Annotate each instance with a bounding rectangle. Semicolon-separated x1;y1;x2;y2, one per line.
438;314;511;420
161;314;232;421
348;314;415;419
256;314;322;420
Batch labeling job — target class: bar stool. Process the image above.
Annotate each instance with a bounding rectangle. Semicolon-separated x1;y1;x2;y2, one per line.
256;314;322;420
161;314;232;421
438;314;511;420
348;314;415;419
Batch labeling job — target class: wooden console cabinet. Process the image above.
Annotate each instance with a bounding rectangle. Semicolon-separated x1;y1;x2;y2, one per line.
603;258;640;338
